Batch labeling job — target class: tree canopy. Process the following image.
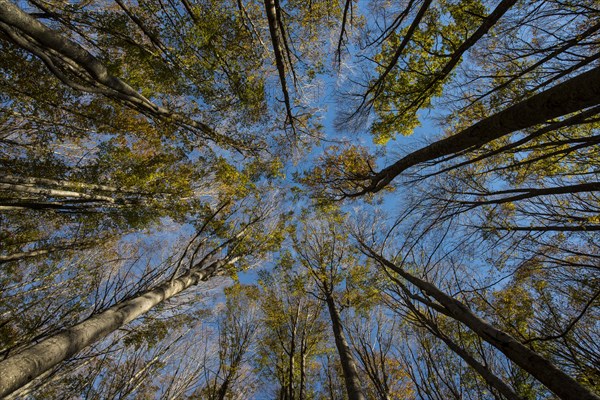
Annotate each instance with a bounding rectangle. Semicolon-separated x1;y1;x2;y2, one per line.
1;0;599;399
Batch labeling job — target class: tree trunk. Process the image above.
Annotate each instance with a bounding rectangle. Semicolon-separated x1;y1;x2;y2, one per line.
368;250;600;400
0;238;104;264
360;65;600;195
216;375;231;400
463;181;600;206
0;0;222;143
0;182;115;203
0;259;229;398
263;0;294;125
412;307;524;400
435;331;523;400
299;335;307;400
0;175;129;194
324;294;366;400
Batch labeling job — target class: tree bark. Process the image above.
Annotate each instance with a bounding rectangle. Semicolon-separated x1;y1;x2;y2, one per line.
434;331;523;400
404;0;517;111
0;259;230;398
263;0;294;126
369;0;432;96
355;66;600;196
364;247;600;400
411;306;524;400
0;175;129;194
299;338;306;400
0;182;115;203
0;0;226;144
0;0;153;108
324;294;366;400
0;238;104;264
461;182;600;206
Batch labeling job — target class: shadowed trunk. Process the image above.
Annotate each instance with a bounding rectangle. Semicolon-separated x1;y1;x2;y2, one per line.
363;246;600;400
325;294;366;400
411;305;524;400
0;182;115;203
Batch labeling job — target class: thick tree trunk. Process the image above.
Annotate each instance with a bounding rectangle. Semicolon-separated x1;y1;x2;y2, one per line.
358;66;600;195
0;259;229;398
216;373;232;400
0;0;152;107
324;295;366;400
367;249;600;400
0;0;222;143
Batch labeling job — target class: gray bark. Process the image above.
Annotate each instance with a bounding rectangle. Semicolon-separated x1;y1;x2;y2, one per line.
0;182;115;203
0;259;230;398
0;238;104;264
325;295;366;400
0;0;154;109
0;0;225;145
0;175;127;194
365;248;600;400
411;306;524;400
354;66;600;196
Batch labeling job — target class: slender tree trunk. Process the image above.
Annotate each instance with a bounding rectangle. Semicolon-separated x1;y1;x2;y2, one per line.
263;0;294;125
288;304;300;400
412;307;524;400
0;175;129;194
299;335;306;400
463;181;600;206
435;330;523;400
324;294;366;400
0;183;115;202
366;249;600;400
0;259;230;398
288;334;295;400
216;346;245;400
0;238;104;264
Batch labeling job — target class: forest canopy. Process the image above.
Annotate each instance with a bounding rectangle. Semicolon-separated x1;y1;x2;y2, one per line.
0;0;599;399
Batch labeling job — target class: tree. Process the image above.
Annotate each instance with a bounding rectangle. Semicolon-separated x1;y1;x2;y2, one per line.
294;210;367;400
193;283;262;400
305;65;600;199
352;214;599;400
255;261;327;400
346;307;414;400
1;0;599;398
0;192;286;397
